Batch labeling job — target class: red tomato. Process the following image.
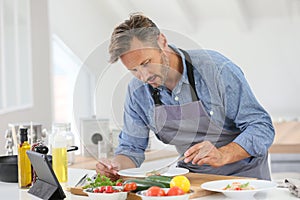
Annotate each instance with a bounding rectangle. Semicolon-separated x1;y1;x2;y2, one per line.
167;186;185;196
145;186;166;196
105;186;113;193
130;182;137;191
99;186;106;193
124;182;137;191
93;188;100;193
116;182;123;186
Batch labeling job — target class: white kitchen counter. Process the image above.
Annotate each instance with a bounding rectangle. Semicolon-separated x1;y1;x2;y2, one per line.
0;168;298;200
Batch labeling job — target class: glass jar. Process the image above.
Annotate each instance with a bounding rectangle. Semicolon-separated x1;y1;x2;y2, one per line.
51;123;75;165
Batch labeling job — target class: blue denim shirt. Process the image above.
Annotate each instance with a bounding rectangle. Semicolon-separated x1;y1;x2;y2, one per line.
115;45;275;167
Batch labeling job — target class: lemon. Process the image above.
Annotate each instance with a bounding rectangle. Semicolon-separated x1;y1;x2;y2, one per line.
170;175;191;193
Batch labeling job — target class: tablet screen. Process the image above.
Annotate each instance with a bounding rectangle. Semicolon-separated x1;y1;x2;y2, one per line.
26;150;65;199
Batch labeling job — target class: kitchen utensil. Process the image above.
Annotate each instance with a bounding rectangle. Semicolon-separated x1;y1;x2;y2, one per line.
75;173;88;187
146;155;185;176
8;122;44;145
0;155;18;182
67;146;79;152
0;155;52;183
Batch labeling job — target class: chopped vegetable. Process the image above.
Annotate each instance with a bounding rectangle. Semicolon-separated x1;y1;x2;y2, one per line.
82;174;122;189
223;182;255;190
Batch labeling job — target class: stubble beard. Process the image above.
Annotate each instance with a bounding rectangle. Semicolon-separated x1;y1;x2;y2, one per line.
160;53;170;86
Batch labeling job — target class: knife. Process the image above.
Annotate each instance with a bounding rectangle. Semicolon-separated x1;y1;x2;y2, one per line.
75;173;88;187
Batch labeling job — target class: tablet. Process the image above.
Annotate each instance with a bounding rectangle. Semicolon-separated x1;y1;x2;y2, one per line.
26;151;66;200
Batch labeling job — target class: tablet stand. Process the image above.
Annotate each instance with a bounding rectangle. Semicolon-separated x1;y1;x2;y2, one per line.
28;179;64;200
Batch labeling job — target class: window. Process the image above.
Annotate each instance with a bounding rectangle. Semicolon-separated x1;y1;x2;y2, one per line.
51;34;82;122
0;0;33;114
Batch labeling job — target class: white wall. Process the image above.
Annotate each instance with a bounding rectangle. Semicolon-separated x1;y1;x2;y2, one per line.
48;0;300;127
1;1;298;155
0;0;52;155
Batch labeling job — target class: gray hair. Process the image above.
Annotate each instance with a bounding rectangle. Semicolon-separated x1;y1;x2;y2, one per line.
109;13;161;63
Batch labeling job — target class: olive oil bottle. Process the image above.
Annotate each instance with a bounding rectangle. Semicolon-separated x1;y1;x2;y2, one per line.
18;128;32;188
52;131;68;185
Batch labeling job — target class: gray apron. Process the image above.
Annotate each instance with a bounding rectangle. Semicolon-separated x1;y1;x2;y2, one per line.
151;49;271;180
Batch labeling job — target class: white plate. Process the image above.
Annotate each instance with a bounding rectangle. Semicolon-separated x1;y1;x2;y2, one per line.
201;179;277;198
118;167;189;178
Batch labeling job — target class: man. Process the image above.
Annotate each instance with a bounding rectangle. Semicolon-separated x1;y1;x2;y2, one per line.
96;13;275;180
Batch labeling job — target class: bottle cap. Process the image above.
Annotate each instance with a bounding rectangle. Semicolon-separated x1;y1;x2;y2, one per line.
19;128;28;143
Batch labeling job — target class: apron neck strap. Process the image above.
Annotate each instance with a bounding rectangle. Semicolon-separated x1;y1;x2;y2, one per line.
150;48;199;106
149;86;163;106
179;48;199;102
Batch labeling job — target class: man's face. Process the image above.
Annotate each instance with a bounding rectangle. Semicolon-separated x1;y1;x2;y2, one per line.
120;37;169;88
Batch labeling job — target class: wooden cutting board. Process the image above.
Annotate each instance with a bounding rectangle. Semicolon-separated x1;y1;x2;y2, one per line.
70;172;254;199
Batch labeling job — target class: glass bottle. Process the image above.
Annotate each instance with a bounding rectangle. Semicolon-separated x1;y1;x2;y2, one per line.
65;124;75;165
52;124;68;185
51;123;75;165
18;128;32;188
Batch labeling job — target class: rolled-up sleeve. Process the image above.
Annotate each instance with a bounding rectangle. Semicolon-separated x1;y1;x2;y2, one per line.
114;131;148;167
114;82;150;167
219;62;275;157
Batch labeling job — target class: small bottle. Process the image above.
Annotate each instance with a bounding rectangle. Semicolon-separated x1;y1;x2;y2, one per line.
18;128;32;188
52;128;68;185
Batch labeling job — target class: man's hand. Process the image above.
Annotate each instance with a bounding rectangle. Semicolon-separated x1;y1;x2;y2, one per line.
96;158;120;181
183;141;250;167
95;155;136;181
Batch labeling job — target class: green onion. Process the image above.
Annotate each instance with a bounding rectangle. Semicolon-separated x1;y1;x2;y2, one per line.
240;182;249;188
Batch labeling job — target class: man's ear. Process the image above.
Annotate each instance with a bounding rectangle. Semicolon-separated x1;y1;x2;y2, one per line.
157;33;168;49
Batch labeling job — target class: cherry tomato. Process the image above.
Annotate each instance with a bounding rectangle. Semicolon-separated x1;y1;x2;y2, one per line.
93;188;100;193
105;186;113;193
116;182;123;186
145;186;166;196
167;186;185;196
99;186;106;193
124;182;137;191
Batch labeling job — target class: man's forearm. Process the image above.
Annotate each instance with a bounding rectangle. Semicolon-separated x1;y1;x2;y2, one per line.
218;142;251;165
112;154;136;170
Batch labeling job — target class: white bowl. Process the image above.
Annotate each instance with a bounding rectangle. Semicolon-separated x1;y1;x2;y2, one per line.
83;189;128;200
201;179;277;199
136;188;193;200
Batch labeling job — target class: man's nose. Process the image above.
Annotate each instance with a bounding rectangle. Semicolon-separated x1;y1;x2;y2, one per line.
136;67;150;82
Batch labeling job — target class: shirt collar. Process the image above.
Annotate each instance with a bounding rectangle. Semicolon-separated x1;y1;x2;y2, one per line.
143;44;190;94
168;44;189;94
